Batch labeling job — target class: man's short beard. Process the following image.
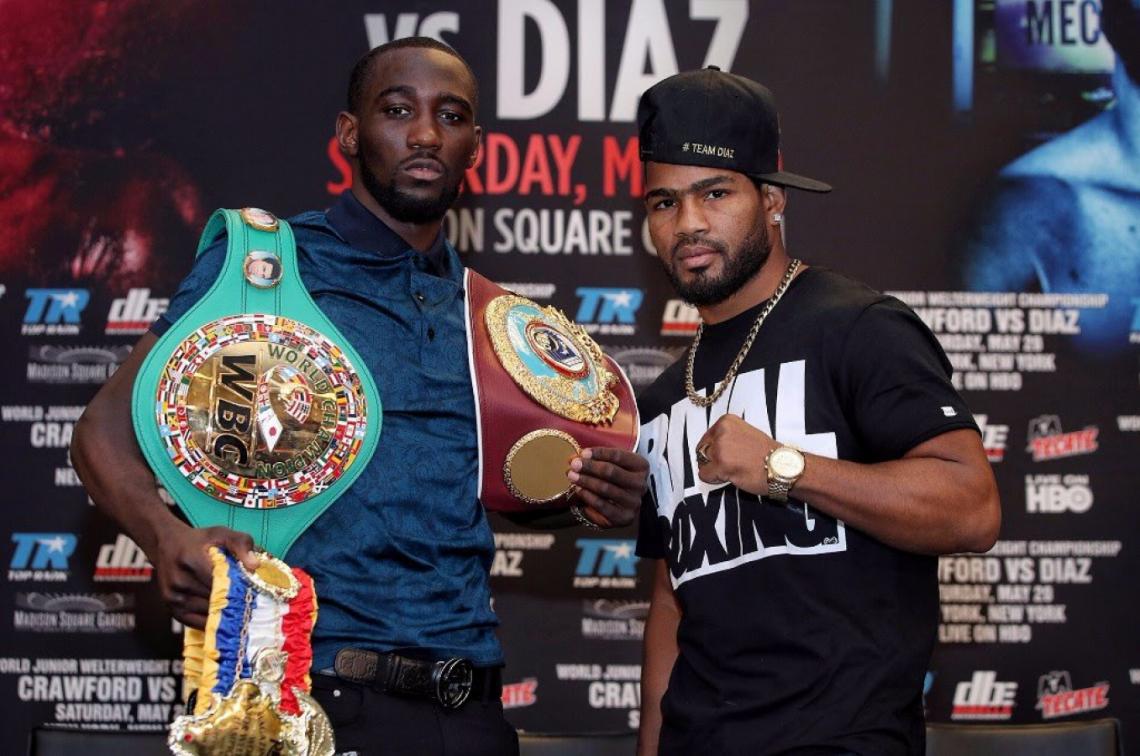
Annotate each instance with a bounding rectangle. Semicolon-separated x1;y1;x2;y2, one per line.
360;147;461;225
664;218;771;307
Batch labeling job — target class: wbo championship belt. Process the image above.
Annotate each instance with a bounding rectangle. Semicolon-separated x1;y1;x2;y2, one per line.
465;270;639;511
132;207;382;754
169;547;333;756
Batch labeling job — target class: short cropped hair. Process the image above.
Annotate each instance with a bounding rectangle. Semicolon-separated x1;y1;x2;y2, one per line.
346;36;479;116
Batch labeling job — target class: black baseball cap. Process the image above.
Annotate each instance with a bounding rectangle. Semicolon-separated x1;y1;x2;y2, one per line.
637;67;832;193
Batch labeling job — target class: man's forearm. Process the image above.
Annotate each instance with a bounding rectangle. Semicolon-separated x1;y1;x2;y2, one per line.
70;332;187;560
791;430;1000;555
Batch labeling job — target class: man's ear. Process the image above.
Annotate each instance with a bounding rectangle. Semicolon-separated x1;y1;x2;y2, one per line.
335;111;359;158
763;185;787;219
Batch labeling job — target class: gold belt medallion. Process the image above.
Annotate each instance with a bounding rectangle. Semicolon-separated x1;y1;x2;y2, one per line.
155;313;369;509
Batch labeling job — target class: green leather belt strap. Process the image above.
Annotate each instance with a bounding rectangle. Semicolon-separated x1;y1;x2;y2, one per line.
132;208;382;556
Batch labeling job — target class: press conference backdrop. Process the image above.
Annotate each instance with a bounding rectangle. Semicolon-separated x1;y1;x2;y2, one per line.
1;1;1136;751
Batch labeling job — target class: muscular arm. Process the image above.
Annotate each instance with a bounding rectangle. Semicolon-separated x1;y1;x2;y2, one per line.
698;420;1000;555
71;332;256;628
638;560;680;756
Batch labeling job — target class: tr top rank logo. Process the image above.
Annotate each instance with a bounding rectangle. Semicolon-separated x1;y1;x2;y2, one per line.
22;289;89;336
573;539;638;589
9;533;76;582
575;288;642;336
1036;671;1109;719
1026;415;1098;462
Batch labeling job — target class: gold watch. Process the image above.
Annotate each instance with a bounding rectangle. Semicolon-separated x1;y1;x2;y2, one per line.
765;445;805;502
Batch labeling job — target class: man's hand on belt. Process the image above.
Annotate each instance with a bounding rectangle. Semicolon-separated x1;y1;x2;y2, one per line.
567;447;649;528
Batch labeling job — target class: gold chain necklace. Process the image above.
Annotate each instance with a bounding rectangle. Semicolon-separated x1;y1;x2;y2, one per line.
685;258;801;407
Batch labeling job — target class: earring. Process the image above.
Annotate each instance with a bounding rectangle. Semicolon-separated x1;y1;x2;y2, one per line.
771;212;783;225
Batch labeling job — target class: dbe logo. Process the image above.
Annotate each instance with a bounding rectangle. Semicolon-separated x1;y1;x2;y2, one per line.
1036;671;1109;719
575;288;642;336
9;533;76;581
1025;474;1093;514
106;288;169;335
1026;415;1098;462
22;289;89;335
974;415;1009;463
94;534;153;582
660;299;700;336
573;539;638;589
951;671;1017;720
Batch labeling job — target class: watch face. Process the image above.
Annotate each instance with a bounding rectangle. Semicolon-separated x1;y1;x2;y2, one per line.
770;447;805;478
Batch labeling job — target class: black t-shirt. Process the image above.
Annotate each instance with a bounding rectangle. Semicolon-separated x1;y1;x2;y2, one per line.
636;267;978;756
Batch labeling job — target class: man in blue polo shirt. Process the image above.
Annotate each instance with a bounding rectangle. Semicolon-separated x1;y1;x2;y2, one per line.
71;37;648;756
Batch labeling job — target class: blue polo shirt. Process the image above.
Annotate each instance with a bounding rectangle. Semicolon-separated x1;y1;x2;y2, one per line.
152;192;501;668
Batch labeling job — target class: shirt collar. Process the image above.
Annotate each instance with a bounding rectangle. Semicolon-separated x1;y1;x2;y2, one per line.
326;190;453;278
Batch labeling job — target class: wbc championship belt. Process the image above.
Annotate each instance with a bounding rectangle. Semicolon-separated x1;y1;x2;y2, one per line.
169;547;333;756
132;207;381;556
465;270;639;511
132;207;381;754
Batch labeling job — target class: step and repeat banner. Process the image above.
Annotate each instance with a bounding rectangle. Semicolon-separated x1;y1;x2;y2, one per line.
1;0;1136;751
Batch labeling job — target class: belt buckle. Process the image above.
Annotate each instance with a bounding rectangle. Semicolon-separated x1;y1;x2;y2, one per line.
432;658;473;709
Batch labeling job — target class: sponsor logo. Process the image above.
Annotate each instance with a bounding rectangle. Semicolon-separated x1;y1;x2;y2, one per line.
26;344;131;384
106;288;168;335
974;415;1009;462
951;671;1017;720
13;592;136;633
9;533;76;582
1025;474;1093;514
501;678;538;709
573;539;638;589
22;289;89;335
660;299;700;336
923;671;935;715
581;599;648;641
575;288;642;335
1036;671;1109;719
498;282;556;300
609;346;680;389
94;535;153;582
1026;415;1098;462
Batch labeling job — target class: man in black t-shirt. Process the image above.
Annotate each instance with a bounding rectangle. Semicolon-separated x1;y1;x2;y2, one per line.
633;69;1001;756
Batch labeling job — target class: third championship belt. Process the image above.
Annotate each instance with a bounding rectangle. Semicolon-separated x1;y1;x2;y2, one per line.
466;270;638;511
132;207;381;556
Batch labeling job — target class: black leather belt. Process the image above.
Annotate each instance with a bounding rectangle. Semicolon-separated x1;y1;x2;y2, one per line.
333;647;501;709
